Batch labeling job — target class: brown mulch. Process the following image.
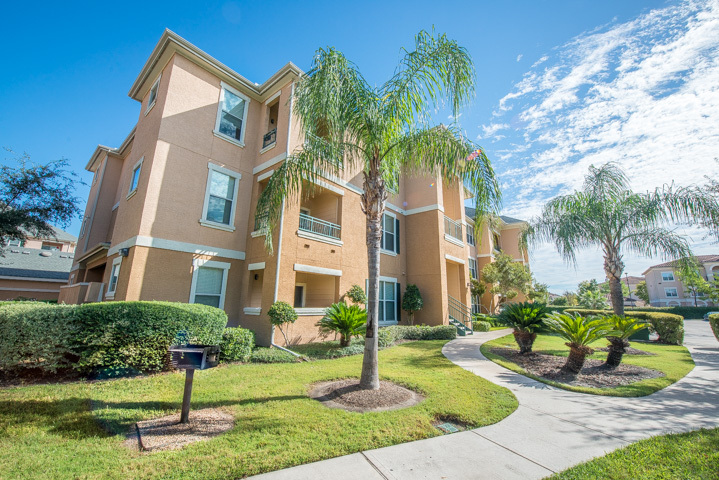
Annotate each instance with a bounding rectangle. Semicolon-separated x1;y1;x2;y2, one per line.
309;379;424;413
128;408;234;452
488;347;664;389
594;346;656;356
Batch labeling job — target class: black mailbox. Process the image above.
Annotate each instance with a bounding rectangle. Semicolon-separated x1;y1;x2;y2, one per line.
169;344;219;370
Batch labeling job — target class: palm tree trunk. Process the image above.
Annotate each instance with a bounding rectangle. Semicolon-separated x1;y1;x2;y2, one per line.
340;334;350;347
603;246;625;316
513;330;537;354
604;336;628;368
359;156;386;390
563;343;592;374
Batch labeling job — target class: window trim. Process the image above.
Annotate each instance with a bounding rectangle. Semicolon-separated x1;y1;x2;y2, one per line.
468;258;478;280
661;271;675;282
380;211;398;255
664;287;679;298
127;157;144;199
378;279;399;325
145;74;162;115
214;81;251;147
200;162;242;232
189;259;231;310
106;256;122;298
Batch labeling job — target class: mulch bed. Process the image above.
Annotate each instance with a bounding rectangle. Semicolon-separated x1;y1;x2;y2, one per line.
128;408;234;452
488;347;664;389
309;379;424;413
594;346;655;356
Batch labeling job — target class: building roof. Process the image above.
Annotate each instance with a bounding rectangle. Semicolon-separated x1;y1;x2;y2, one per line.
0;248;74;280
464;207;526;226
43;226;77;244
642;255;719;275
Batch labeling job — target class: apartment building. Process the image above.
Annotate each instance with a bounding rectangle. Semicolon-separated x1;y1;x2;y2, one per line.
643;255;719;307
60;30;529;345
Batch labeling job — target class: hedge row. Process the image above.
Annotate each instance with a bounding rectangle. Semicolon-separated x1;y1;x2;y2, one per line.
565;309;684;345
625;306;718;319
0;301;228;376
709;314;719;343
378;325;456;347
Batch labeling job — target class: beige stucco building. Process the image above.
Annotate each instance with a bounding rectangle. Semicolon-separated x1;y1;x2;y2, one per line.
60;30;530;345
642;255;719;307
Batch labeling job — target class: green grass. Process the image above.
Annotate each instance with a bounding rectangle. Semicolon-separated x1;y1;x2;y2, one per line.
481;334;694;396
553;428;719;479
0;341;517;479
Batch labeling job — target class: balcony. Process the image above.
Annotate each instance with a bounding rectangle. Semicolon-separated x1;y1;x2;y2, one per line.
444;215;463;243
262;128;277;150
299;212;340;240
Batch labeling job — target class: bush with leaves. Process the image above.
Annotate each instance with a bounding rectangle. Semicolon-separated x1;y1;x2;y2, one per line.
219;327;255;363
250;347;300;363
544;312;613;374
268;301;298;346
565;308;684;345
602;315;650;368
344;284;368;305
709;314;719;342
317;303;367;347
401;284;423;325
500;302;548;354
474;321;492;332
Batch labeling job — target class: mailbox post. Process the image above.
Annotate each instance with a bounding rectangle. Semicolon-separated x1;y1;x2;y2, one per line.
168;345;220;424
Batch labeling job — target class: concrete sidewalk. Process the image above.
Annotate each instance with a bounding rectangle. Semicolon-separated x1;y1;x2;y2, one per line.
250;321;719;479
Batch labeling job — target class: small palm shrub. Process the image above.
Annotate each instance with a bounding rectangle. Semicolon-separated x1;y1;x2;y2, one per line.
602;315;650;368
317;303;367;347
544;312;613;374
500;302;548;354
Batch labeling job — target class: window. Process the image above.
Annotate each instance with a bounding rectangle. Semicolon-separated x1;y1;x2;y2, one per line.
661;272;675;281
201;163;241;231
41;243;59;251
214;82;250;146
6;238;23;247
294;284;306;307
493;233;501;252
379;280;399;323
381;213;400;254
190;259;230;309
127;157;143;198
665;287;679;298
80;217;88;237
471;294;482;315
466;227;475;247
106;257;122;297
468;258;478;280
146;74;161;113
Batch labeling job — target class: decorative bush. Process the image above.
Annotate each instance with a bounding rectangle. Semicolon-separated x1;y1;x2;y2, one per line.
401;284;423;325
626;306;718;320
500;302;548;354
378;327;400;348
316;303;367;346
709;314;719;342
473;321;492;332
250;347;300;363
268;301;298;346
219;327;255;363
344;284;368;305
0;301;227;376
566;309;684;345
377;324;456;347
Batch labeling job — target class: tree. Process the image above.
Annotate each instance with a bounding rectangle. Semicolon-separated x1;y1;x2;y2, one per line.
635;281;651;304
267;301;298;347
481;252;533;311
544;312;613;374
344;284;367;305
500;302;548;354
675;257;710;307
550;296;568;306
603;315;650;369
527;281;549;303
317;303;367;347
577;289;608;309
563;291;578;306
401;284;423;325
256;31;500;390
0;151;82;252
529;163;719;316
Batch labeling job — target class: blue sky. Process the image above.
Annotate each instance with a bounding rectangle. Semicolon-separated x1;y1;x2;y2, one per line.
1;0;717;293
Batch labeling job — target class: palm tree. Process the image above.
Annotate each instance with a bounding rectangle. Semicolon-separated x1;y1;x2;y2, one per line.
500;301;548;354
603;315;650;369
529;163;719;316
256;31;501;390
544;312;613;374
317;303;367;347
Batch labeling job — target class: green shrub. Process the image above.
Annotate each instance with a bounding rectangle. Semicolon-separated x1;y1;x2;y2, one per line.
250;347;300;363
566;309;684;345
386;325;457;341
401;284;423;325
344;284;367;305
709;314;719;342
303;343;365;359
268;301;298;346
0;301;227;376
626;306;717;320
473;321;492;332
378;327;400;348
219;327;255;363
317;303;366;346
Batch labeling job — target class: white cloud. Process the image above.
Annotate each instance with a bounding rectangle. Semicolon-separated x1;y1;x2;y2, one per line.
516;54;523;62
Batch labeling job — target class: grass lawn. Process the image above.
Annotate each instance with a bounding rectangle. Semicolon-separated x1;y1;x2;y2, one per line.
481;333;694;397
552;427;719;479
0;341;517;479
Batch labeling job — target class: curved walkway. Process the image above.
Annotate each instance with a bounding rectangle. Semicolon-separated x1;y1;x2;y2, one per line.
251;321;719;479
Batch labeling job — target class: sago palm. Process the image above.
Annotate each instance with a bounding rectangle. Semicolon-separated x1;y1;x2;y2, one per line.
257;31;500;389
317;303;367;347
528;163;719;316
602;315;650;369
500;302;547;354
544;312;613;374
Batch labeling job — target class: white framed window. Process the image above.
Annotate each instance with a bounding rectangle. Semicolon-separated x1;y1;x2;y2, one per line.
379;279;399;324
466;227;475;247
106;257;122;298
468;258;478;280
665;287;679;298
200;163;241;231
127;157;144;198
189;259;230;309
381;212;400;254
661;272;675;281
146;74;161;114
80;217;88;237
214;82;250;147
6;238;23;247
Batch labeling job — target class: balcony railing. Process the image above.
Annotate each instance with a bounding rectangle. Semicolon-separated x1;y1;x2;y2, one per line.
262;128;277;149
444;216;463;241
299;212;341;240
254;212;269;232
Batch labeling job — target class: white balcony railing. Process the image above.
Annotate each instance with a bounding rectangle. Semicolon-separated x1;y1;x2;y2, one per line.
299;213;341;240
444;215;463;241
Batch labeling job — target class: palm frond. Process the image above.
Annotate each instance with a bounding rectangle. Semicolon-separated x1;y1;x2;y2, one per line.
621;226;692;261
583;162;630;202
653;184;719;239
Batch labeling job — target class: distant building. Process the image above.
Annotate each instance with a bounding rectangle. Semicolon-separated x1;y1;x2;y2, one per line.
642;255;719;307
600;275;646;308
0;228;77;301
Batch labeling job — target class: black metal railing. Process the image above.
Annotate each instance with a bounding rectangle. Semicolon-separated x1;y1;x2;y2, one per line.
262;128;277;149
254;212;269;232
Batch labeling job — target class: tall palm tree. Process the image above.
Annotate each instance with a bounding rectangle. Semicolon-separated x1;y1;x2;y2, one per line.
529;163;719;316
257;31;501;390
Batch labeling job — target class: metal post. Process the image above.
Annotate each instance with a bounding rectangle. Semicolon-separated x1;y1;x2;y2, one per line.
180;369;194;424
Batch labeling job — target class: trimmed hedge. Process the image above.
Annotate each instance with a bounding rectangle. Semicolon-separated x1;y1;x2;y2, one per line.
473;321;492;332
220;327;255;363
250;347;300;363
565;309;684;345
709;314;719;342
0;301;227;376
625;306;719;320
378;324;456;347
